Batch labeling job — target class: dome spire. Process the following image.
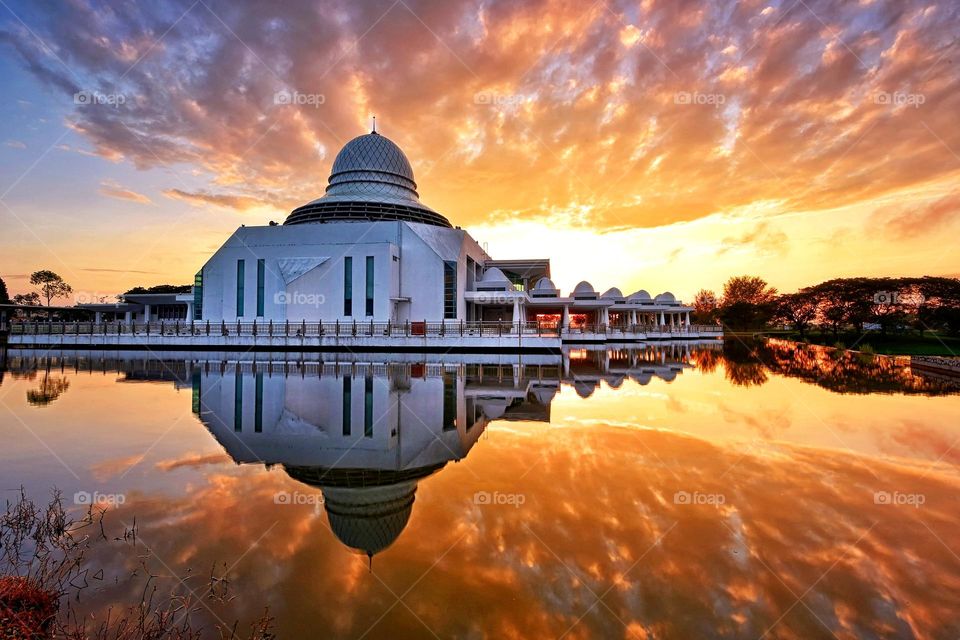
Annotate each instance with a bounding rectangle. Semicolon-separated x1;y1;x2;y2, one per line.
371;115;377;134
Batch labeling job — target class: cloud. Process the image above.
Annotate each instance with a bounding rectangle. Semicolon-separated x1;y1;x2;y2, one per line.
717;221;789;256
81;267;159;274
162;188;276;211
98;179;152;204
882;191;960;238
0;0;956;236
5;139;26;149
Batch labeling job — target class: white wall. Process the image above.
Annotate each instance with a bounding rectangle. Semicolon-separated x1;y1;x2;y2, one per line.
198;221;479;323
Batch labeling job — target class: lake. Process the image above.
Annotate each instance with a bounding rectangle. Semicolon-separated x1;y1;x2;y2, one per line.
1;339;959;639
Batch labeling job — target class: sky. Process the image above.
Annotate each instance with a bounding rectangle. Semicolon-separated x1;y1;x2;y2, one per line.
0;0;958;303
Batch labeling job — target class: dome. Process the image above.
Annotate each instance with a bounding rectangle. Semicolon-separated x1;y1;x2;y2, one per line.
628;289;652;302
286;132;452;227
530;277;559;297
571;281;598;299
655;292;677;304
601;287;624;300
323;482;417;557
479;267;510;283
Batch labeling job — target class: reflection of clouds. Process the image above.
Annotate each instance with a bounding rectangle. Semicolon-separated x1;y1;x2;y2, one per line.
75;425;960;638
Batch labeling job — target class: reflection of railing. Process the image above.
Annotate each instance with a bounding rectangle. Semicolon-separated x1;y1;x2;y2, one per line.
8;320;723;339
10;320;555;338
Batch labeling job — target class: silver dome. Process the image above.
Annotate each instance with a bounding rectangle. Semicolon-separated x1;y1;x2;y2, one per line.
286;132;452;227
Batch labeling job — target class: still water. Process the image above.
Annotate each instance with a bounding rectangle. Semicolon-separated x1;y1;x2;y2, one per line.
1;340;959;639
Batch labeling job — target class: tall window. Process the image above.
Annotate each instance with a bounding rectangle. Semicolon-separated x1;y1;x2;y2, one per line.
256;259;265;317
365;256;374;316
343;257;353;316
342;376;352;436
234;373;243;432
364;376;374;438
193;270;203;320
236;260;245;317
254;372;263;433
443;261;457;319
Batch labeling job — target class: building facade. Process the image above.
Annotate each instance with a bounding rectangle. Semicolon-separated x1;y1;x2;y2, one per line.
190;130;693;329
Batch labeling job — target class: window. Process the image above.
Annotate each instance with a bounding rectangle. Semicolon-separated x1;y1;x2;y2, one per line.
442;372;457;431
254;372;263;433
343;257;353;316
443;261;457;319
364;376;374;438
234;373;243;432
365;256;374;316
342;376;351;436
256;259;265;317
193;271;203;320
236;260;245;317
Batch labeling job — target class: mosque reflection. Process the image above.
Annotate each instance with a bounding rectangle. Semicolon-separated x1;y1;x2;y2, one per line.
191;342;707;558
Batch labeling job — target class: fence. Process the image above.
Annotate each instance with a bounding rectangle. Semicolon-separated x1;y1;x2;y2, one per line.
7;319;723;339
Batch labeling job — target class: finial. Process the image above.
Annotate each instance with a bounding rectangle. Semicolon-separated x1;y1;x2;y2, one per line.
371;115;377;134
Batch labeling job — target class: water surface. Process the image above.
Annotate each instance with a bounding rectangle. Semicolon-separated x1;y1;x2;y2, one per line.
1;340;959;639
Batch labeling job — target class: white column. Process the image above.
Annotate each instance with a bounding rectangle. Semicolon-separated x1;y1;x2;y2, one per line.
124;311;132;325
561;305;569;329
94;311;102;323
186;301;195;321
685;311;691;326
144;304;152;323
659;311;665;327
512;297;520;328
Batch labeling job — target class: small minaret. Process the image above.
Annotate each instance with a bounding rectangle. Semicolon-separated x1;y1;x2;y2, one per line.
371;115;377;134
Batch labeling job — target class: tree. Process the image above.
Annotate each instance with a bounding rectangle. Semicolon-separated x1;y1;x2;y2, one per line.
29;270;72;306
0;276;9;303
719;276;778;330
692;289;719;324
722;275;778;306
775;292;818;339
13;292;41;306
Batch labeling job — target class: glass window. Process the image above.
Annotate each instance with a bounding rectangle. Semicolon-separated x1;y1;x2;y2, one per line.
443;372;457;431
234;372;243;432
254;372;263;433
343;257;353;316
236;260;245;317
256;259;265;317
443;261;457;319
342;376;351;436
364;376;374;438
365;256;374;316
193;270;203;320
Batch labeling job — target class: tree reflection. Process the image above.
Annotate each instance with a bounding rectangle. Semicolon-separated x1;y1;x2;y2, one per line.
704;338;959;395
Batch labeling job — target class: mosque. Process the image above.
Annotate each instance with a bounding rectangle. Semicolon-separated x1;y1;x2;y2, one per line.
193;127;695;332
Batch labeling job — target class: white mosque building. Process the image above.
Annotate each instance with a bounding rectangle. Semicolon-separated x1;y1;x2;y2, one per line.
194;129;696;333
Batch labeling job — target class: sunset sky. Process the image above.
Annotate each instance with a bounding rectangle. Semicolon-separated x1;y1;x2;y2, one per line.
1;0;958;303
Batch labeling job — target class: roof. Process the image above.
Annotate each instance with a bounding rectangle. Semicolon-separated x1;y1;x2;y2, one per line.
286;132;451;228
